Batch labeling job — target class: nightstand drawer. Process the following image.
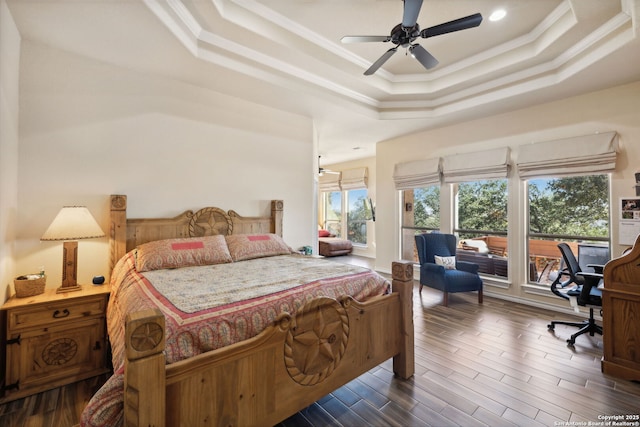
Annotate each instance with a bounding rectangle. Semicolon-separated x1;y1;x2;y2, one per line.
7;295;106;331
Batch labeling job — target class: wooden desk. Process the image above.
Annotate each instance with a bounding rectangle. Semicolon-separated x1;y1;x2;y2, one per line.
601;236;640;381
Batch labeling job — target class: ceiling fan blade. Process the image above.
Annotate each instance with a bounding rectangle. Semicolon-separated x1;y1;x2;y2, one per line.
319;167;340;175
402;0;424;28
341;35;390;43
420;13;483;38
364;47;398;75
409;44;439;70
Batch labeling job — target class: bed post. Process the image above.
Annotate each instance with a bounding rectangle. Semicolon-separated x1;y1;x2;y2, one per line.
271;200;284;236
110;195;127;273
124;308;166;427
391;260;415;379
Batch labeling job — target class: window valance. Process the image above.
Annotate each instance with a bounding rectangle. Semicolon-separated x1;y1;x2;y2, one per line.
341;167;368;190
442;147;510;184
517;131;619;178
319;172;341;192
393;158;441;190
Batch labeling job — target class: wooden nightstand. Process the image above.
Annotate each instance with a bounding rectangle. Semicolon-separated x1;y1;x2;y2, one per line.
0;284;110;403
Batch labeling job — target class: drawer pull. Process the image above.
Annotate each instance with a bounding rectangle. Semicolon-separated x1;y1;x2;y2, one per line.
53;309;70;319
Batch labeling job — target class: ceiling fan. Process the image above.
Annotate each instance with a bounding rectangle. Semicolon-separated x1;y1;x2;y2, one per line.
318;156;339;176
341;0;483;75
318;166;339;176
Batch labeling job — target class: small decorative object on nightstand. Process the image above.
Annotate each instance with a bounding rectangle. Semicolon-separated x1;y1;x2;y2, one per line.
13;273;46;298
0;284;110;403
41;206;105;293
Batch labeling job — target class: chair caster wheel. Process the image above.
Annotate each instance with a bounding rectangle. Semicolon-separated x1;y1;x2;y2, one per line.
566;339;575;347
547;324;555;330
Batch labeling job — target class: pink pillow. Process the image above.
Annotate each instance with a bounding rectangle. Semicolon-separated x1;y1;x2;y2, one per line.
225;234;292;261
135;235;232;272
318;229;331;237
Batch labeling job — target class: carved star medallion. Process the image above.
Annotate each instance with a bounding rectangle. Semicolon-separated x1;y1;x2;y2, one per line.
130;321;163;352
284;297;349;385
42;338;78;366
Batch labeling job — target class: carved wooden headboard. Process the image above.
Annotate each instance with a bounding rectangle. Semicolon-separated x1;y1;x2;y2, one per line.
109;195;284;271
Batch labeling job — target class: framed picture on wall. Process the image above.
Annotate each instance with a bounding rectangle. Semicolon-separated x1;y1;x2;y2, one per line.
621;197;640;220
620;197;640;245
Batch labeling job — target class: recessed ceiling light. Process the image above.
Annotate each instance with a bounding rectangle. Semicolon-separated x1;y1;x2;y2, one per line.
489;9;506;22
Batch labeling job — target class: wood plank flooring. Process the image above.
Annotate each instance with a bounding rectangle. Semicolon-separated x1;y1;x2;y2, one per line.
2;255;639;426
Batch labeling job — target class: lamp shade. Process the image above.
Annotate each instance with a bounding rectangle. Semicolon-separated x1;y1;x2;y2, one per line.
41;206;105;241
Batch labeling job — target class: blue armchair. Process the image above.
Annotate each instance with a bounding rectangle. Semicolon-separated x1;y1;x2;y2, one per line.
415;233;483;306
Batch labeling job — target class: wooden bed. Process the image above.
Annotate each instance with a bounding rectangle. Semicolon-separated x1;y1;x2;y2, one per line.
100;195;414;427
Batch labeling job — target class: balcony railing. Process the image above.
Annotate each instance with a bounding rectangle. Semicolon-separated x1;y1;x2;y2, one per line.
404;228;609;284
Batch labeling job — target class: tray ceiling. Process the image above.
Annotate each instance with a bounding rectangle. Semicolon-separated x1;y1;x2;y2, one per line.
7;0;640;164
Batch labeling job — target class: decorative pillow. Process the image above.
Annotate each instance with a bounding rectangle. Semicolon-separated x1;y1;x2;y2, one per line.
135;235;232;272
434;255;456;270
225;233;292;261
318;229;332;238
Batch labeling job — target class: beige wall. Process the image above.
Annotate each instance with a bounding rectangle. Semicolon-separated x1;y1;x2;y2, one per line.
4;1;639;311
320;156;377;259
11;40;315;298
376;80;640;309
0;0;21;305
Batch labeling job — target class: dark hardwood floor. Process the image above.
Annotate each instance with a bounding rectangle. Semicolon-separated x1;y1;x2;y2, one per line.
2;255;639;427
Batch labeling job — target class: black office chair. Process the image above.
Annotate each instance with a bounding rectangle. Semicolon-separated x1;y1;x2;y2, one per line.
547;243;603;346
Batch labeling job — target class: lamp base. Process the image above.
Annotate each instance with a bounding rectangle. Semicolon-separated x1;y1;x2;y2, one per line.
59;241;81;293
57;284;82;293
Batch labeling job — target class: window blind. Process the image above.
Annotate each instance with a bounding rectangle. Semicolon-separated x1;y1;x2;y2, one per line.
517;131;618;178
341;167;368;190
442;147;510;184
319;172;341;192
393;158;441;190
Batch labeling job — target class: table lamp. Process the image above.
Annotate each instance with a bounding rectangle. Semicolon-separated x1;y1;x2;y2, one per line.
41;206;105;293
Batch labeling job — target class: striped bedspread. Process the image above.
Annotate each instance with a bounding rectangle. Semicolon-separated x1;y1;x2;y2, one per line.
81;252;390;426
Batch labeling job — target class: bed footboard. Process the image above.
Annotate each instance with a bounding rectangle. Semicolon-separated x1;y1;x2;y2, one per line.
123;261;414;427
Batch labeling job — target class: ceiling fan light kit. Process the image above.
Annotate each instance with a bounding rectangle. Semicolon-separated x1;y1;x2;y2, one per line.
342;0;483;75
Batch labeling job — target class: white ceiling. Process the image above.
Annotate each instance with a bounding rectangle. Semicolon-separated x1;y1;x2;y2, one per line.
7;0;640;165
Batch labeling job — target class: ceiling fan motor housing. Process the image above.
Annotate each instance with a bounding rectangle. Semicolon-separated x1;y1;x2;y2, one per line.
391;23;420;47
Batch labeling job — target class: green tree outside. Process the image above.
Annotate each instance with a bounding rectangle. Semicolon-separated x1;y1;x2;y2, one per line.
529;175;609;237
413;186;440;229
347;189;368;244
458;180;508;238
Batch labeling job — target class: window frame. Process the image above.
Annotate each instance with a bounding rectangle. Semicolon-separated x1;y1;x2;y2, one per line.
321;188;370;247
345;188;369;246
400;186;441;262
322;191;342;238
525;174;612;286
453;178;509;280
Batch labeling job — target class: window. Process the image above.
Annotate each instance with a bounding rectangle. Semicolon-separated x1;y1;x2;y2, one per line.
455;179;508;278
401;186;440;261
395;135;618;293
527;174;610;284
321;188;370;246
323;191;342;237
346;189;368;245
